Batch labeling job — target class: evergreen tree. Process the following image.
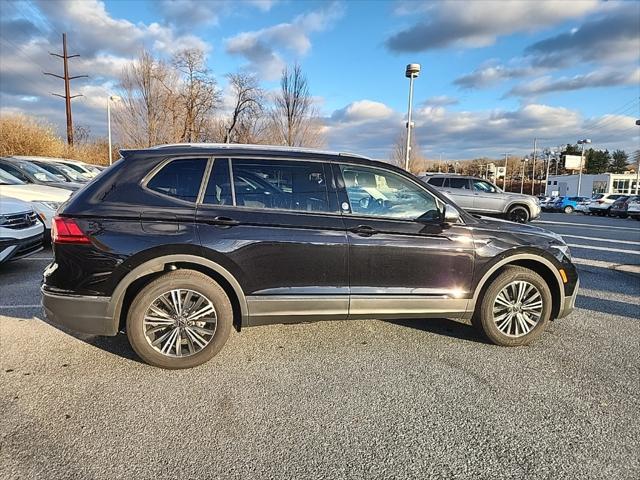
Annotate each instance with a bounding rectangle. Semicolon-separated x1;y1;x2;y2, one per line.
610;149;629;173
585;149;610;174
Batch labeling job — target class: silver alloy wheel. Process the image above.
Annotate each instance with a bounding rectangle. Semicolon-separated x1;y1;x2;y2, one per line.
143;289;217;357
492;281;543;337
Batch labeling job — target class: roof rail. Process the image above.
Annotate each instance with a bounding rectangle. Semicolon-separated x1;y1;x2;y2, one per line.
148;142;370;159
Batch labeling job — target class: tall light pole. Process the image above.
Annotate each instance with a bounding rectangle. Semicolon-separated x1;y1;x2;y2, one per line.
577;138;591;196
531;137;537;195
543;148;556;196
107;95;121;165
520;157;528;194
404;63;420;172
635;120;640;194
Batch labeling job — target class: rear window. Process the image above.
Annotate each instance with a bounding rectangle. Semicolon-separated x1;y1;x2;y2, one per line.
147;158;207;202
447;177;470;189
427;177;445;187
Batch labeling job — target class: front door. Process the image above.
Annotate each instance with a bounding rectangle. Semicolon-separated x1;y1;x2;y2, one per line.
196;157;349;326
471;178;505;213
336;163;475;319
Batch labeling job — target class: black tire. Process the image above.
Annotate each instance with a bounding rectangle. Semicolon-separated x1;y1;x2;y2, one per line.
506;205;530;223
471;266;552;347
126;269;232;369
563;205;574;214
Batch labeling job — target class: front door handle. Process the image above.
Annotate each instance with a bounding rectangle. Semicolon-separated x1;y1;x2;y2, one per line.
350;225;378;236
206;216;240;227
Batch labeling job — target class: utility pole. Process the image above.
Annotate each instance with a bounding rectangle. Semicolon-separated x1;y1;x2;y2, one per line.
43;33;88;146
531;137;537;195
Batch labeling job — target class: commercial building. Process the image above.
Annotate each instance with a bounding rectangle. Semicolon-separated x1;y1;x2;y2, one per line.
546;173;639;197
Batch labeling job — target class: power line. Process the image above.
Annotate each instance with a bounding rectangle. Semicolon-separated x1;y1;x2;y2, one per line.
43;33;88;146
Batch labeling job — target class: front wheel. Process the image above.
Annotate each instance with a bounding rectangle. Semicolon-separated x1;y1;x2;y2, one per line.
472;266;552;346
126;270;232;369
506;205;530;223
563;205;574;214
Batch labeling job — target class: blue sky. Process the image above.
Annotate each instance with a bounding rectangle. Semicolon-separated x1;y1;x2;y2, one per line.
1;0;638;160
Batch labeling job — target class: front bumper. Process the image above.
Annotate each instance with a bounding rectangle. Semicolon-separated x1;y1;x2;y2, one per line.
41;287;118;335
0;233;44;263
558;278;579;319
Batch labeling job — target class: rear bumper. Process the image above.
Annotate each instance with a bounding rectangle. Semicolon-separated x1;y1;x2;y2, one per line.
41;287;118;335
558;278;579;319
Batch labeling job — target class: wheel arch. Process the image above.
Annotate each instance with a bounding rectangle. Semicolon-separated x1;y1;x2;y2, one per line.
505;201;533;216
109;254;248;333
469;254;564;320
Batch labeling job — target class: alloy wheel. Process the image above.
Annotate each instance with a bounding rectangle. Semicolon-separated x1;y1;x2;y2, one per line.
507;207;529;223
143;289;217;357
492;281;543;337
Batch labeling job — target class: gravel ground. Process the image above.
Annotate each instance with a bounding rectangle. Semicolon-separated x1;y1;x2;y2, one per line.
1;213;639;479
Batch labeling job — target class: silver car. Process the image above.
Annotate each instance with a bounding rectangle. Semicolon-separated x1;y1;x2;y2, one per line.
421;175;541;223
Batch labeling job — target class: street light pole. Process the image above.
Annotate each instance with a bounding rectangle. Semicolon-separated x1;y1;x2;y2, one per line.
520;157;528;194
531;137;537;195
503;153;508;191
636;120;640;194
577;138;591;196
107;95;121;165
404;64;420;172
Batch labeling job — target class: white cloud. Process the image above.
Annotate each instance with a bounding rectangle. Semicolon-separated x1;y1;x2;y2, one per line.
386;0;599;52
225;2;344;80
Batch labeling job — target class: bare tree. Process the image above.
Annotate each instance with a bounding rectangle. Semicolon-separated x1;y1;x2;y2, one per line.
223;72;264;144
114;50;178;147
390;131;425;173
172;49;220;142
270;63;323;147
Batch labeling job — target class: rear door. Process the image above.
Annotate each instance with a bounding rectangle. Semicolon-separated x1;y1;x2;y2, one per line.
336;163;475;319
442;177;475;210
196;157;348;326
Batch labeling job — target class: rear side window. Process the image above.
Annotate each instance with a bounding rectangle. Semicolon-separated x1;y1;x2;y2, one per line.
147;158;207;202
447;177;470;189
427;177;444;187
231;159;332;213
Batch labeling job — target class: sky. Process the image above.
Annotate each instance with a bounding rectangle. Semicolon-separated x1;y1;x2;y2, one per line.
0;0;638;160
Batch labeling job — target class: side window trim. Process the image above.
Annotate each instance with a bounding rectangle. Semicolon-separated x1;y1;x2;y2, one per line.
228;158;237;207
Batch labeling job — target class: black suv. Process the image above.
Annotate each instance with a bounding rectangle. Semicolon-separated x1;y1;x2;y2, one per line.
42;144;578;369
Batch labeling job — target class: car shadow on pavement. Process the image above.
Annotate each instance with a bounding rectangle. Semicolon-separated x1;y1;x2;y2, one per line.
383;317;491;344
576;295;640;320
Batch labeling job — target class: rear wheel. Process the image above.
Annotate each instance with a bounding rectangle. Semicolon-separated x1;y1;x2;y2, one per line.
472;266;552;346
563;205;574;214
506;205;530;223
126;270;232;369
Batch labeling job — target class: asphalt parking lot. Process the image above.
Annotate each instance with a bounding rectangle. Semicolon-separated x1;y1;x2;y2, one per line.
1;213;639;479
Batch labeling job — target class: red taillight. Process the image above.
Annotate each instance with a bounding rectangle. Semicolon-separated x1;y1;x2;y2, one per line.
52;216;91;244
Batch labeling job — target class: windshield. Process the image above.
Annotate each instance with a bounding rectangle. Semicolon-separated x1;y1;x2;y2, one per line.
54;163;90;181
16;161;61;183
0;167;26;185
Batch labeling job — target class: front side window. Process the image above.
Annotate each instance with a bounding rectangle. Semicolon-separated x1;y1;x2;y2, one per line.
472;179;498;193
427;177;445;187
147;158;207;202
231;159;332;213
340;165;441;221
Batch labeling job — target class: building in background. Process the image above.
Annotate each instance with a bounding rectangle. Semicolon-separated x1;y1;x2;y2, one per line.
546;173;639;197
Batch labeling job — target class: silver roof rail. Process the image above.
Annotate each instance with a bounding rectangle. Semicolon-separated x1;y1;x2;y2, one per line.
148;143;370;159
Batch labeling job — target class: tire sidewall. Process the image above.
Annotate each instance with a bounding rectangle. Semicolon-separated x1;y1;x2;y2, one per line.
126;271;232;369
479;267;552;346
507;206;530;223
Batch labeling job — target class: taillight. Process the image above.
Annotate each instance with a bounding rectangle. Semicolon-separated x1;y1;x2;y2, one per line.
52;216;91;244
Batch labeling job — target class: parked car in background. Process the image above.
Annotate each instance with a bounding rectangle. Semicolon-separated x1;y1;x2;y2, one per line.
627;197;640;220
550;196;590;214
588;194;625;216
42;144;577;369
575;198;592;214
0;157;82;191
422;174;541;223
0;197;44;264
539;196;556;211
28;158;91;183
40;157;102;179
610;195;638;218
0;168;72;235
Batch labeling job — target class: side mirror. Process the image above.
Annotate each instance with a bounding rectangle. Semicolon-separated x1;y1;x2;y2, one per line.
443;204;461;224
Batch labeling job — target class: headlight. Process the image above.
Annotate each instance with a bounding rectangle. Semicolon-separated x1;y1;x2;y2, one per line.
551;244;571;260
34;201;62;210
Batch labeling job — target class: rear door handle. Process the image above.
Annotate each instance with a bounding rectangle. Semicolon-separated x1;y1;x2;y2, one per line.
350;225;378;236
206;216;240;227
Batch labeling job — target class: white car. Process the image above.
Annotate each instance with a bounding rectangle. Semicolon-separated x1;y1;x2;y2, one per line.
627;197;640;220
0;168;71;232
18;156;102;179
575;198;592;214
588;193;625;216
0;197;44;264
